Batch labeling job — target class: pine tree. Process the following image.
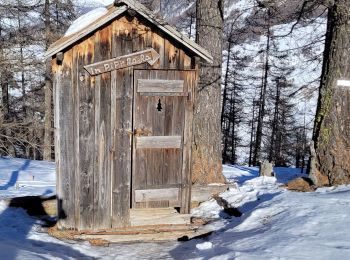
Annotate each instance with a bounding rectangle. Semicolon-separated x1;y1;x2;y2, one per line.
193;0;225;183
311;0;350;186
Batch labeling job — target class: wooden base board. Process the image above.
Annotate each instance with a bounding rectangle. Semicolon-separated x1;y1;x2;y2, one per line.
78;228;212;243
130;208;190;226
47;207;211;244
48;223;212;244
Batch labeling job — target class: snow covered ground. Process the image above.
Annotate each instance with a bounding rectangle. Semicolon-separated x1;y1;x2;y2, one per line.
0;157;55;199
0;158;349;259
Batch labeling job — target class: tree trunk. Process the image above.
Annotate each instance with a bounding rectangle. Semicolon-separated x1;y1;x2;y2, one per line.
311;0;350;186
43;0;53;161
253;20;270;166
192;0;225;184
268;77;281;163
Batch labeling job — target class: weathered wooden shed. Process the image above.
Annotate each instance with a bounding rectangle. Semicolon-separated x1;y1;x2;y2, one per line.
45;0;212;231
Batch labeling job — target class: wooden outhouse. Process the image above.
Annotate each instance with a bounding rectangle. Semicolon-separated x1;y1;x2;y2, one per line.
45;0;212;231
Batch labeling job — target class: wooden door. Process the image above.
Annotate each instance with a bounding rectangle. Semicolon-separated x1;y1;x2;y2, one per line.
132;70;196;213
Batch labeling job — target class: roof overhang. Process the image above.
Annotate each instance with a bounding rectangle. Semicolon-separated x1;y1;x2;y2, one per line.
45;0;213;63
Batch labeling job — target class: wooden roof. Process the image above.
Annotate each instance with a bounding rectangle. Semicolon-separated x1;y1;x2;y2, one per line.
45;0;213;63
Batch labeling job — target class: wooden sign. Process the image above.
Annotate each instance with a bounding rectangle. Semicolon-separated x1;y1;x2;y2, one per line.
84;48;160;76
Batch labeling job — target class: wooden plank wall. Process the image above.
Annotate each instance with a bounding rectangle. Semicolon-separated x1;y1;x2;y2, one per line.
93;25;112;229
111;17;133;228
54;13;194;230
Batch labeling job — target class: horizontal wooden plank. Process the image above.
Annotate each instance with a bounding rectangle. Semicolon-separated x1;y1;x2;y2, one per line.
137;79;184;93
135;188;180;202
140;92;188;97
136;136;182;149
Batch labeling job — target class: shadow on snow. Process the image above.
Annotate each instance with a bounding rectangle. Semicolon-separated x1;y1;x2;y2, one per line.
0;194;89;259
169;190;282;259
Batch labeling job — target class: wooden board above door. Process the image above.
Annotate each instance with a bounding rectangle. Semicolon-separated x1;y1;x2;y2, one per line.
137;79;184;93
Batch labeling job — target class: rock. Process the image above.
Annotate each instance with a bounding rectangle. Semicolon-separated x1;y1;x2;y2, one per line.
286;177;315;192
260;160;274;177
212;194;242;217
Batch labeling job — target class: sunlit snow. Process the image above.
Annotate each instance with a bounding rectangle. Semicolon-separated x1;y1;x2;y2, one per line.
64;7;108;36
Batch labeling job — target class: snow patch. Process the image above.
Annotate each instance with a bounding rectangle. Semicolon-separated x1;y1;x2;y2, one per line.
196;242;213;250
65;7;108;36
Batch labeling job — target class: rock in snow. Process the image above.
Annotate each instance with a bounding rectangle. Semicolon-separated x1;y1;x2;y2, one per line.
260;160;274;177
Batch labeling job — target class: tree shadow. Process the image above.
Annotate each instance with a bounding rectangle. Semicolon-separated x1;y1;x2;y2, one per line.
169;191;282;259
226;165;306;185
0;159;31;190
225;165;260;185
0;194;90;259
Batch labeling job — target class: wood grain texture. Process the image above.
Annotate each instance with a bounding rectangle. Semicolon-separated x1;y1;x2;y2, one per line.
56;49;75;229
180;70;196;213
111;17;133;228
93;25;112;229
136;136;182;149
72;45;80;227
133;70;195;210
137;79;184;93
135;188;179;202
129;208;190;227
77;36;95;230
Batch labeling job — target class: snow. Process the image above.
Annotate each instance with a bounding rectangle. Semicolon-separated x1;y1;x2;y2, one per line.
64;7;108;36
0;158;350;259
0;157;55;199
93;0;114;6
196;242;213;250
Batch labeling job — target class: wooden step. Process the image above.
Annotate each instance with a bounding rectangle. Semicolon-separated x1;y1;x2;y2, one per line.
77;227;212;243
130;208;191;226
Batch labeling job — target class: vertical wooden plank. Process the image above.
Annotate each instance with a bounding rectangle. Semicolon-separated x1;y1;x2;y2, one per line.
52;58;61;228
180;70;196;214
132;16;152;200
112;17;133;227
164;39;180;69
133;70;148;209
151;30;165;69
181;50;192;70
132;17;152;57
93;25;112;229
148;70;166;191
163;70;184;186
77;36;95;230
56;49;76;229
72;45;80;228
